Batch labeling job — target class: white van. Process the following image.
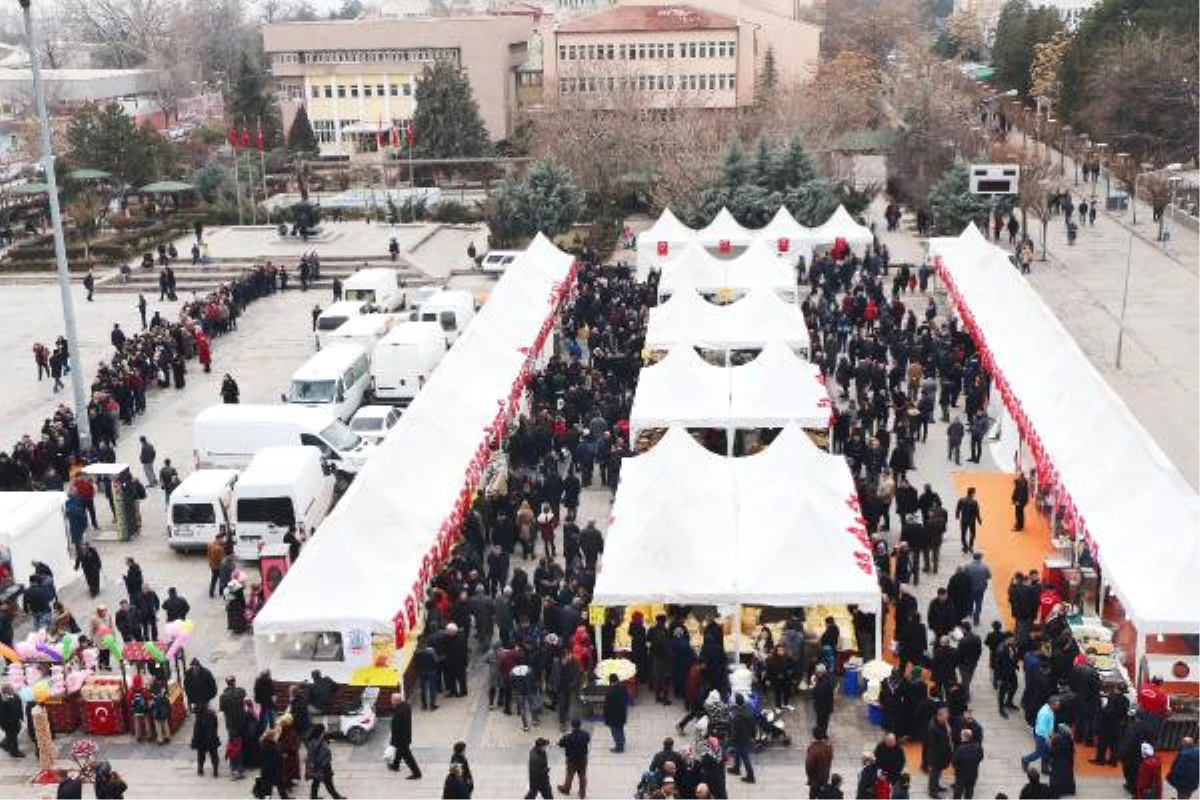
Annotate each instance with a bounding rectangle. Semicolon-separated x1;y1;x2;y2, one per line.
342;267;407;312
325;313;401;357
232;446;335;561
193;404;369;474
166;469;238;552
284;343;371;421
370;321;447;404
410;289;476;348
315;301;368;349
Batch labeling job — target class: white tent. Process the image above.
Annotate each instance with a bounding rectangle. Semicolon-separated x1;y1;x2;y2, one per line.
930;226;1200;638
729;341;831;429
723;237;799;302
657;240;795;302
635;208;696;280
0;492;75;592
655;240;730;298
809;205;873;249
759;206;814;259
697;207;756;249
628;345;729;435
645;288;811;356
593;426;879;623
254;234;577;681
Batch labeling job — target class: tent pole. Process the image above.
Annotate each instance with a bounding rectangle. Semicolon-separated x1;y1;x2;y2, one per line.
733;604;742;664
727;427;734;457
595;620;604;663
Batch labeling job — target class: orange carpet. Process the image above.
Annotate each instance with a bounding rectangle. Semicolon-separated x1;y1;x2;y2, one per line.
951;472;1186;776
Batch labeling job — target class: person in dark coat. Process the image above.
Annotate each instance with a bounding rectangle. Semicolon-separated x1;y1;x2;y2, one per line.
873;732;905;782
443;763;471;799
812;664;835;736
388;694;421;779
0;684;24;757
184;659;218;711
1047;724;1076;798
602;674;627;752
1019;767;1052;799
191;704;221;777
924;707;953;796
525;737;553;799
256;729;289;798
951;728;983;799
1092;684;1129;765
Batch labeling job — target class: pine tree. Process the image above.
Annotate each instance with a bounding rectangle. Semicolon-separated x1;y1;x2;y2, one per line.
411;60;490;158
227;49;283;148
778;134;818;188
719;138;749;189
754;46;779;108
927;164;994;234
286;106;320;156
750;134;775;189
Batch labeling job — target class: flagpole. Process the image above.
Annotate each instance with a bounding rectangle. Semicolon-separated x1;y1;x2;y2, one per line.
249;150;258;226
233;144;243;226
259;118;269;224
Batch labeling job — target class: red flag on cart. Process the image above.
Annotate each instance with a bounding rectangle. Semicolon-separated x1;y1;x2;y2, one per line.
240;126;251;149
227;125;238;149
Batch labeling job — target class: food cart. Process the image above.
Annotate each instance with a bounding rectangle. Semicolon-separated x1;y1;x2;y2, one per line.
80;463;140;541
119;641;188;734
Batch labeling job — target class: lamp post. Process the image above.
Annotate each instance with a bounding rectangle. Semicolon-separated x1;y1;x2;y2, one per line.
1116;228;1133;369
19;0;90;449
1060;123;1071;178
1131;161;1154;224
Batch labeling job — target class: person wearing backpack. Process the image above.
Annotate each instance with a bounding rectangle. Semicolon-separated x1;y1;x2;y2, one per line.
150;682;172;744
305;725;344;799
127;675;151;743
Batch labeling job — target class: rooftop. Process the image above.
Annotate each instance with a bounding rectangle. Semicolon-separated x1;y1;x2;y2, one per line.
556;4;737;33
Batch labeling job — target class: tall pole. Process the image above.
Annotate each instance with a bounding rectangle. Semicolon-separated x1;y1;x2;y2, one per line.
233;147;244;225
21;0;90;450
1116;229;1134;369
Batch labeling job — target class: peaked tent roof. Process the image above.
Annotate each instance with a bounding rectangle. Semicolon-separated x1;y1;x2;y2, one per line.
645;288;810;352
729;341;830;428
629;344;729;433
759;206;812;243
809;205;873;247
697;207;756;247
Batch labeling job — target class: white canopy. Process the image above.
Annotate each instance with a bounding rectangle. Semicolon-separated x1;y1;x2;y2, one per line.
657;239;795;301
593;425;878;608
697;207;756;249
723;237;799;299
655;240;730;297
809;205;873;249
645;288;811;355
254;234;576;648
635;208;697;280
759;206;814;258
629;341;832;437
930;225;1200;635
0;492;75;591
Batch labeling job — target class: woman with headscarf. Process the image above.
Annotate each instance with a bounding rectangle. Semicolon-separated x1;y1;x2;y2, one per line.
536;502;557;559
278;714;302;791
699;736;728;799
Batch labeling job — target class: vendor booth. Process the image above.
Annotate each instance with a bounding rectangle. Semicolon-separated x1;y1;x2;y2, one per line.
645;287;811;358
696;207;756;252
592;425;880;662
656;240;796;304
0;492;74;600
808;205;873;252
759;206;815;263
930;225;1200;718
253;234;579;684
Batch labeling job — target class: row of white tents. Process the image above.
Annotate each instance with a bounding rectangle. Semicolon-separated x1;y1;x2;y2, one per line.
645;285;812;356
930;226;1200;646
253;235;577;682
636;205;874;281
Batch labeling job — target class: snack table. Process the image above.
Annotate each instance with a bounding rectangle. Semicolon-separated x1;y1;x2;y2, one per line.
80;676;126;736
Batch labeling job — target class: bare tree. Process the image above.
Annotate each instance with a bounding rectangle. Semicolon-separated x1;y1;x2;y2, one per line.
995;141;1059;260
63;0;181;67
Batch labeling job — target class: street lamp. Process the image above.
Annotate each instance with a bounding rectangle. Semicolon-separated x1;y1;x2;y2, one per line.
18;0;90;449
1131;161;1154;224
1060;124;1071;179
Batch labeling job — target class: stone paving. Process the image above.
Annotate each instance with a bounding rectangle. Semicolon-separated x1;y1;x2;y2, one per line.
0;217;1175;798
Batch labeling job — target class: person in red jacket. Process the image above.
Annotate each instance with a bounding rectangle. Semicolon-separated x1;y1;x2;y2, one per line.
1137;743;1164;799
194;331;212;374
1138;676;1171;728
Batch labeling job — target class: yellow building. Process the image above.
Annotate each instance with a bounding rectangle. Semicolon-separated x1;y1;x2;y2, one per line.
263;15;537;156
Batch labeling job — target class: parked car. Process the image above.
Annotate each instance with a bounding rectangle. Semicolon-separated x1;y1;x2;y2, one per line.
347;405;402;446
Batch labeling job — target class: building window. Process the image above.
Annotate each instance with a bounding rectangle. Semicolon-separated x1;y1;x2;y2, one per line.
667;43;675;59
559;77;568;93
313;119;336;144
568;45;577;60
363;85;371;97
336;84;346;98
688;42;697;58
403;82;412;96
667;75;674;90
350;84;359;97
606;44;614;59
653;43;662;59
559;45;566;61
606;76;614;91
389;84;399;96
729;41;736;57
376;84;385;96
656;75;665;90
310;85;320;99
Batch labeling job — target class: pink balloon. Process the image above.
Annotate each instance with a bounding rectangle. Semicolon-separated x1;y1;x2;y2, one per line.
65;672;87;694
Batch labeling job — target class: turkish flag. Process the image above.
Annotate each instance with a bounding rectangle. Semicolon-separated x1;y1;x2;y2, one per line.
718;239;731;253
240;126;251;149
405;126;415;150
778;237;789;253
390;126;400;148
227;125;238;149
656;241;668;256
255;123;264;151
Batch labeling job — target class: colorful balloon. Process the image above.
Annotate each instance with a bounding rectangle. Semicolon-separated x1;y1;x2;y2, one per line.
0;642;20;664
17;686;32;703
142;642;166;664
31;681;50;703
35;643;62;663
59;635;75;663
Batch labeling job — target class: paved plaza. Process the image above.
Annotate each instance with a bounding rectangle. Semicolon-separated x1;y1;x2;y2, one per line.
0;207;1190;799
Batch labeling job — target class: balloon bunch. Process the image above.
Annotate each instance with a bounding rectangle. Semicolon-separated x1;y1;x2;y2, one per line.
163;618;195;661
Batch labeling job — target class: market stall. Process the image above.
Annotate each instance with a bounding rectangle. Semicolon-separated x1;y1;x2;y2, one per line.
80;463;141;541
645;288;811;358
758;206;815;263
929;225;1200;688
807;205;874;253
635;208;697;281
696;207;756;252
253;234;579;684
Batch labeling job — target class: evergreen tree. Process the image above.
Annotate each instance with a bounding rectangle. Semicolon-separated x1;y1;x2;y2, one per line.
286;106;320;156
777;134;817;189
227;49;283;149
412;60;490;158
750;134;775;189
719;138;749;190
488;160;583;245
754;46;779;108
66;102;175;187
927;164;994;234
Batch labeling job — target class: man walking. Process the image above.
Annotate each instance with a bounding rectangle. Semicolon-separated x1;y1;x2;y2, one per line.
137;294;148;330
728;693;757;784
1011;472;1030;531
387;693;421;779
968;411;988;463
138;437;158;488
1021;698;1059;774
0;684;24;757
83;269;95;301
557;718;590;798
602;674;626;753
925;706;953;797
947;416;964;465
525;737;553;799
955;487;983;554
965;552;991;625
951;729;983;798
